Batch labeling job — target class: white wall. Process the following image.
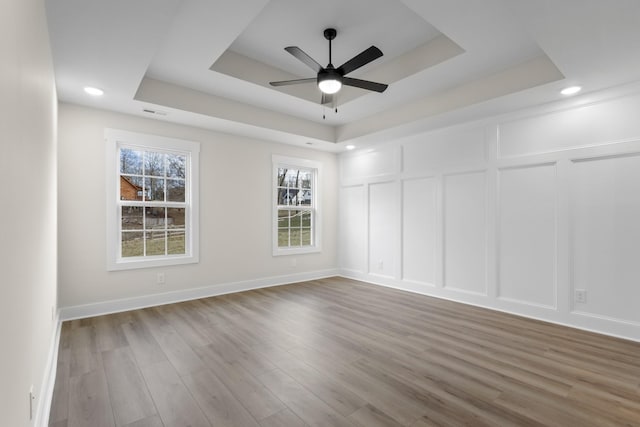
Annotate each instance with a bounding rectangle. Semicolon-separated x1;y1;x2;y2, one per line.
0;0;58;425
339;86;640;342
57;104;337;313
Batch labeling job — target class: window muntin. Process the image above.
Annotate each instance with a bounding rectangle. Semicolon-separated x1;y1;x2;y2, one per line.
106;129;199;270
273;156;321;255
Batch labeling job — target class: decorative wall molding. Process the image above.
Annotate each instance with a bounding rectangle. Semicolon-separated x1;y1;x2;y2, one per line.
338;89;640;344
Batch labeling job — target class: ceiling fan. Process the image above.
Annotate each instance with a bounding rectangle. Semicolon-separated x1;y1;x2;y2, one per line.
269;28;388;107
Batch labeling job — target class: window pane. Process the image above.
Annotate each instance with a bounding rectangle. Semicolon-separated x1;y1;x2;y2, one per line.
120;148;142;174
301;228;311;246
167;179;185;202
146;231;166;256
146;207;166;228
277;187;289;205
290;229;302;247
278;230;289;247
285;188;300;206
167;154;186;178
167;208;185;228
284;169;300;187
168;230;185;254
144;151;165;177
122;231;143;257
277;167;287;182
301;211;311;227
120;176;144;201
290;210;303;227
144;178;165;201
277;210;289;229
121;206;143;230
299;170;312;189
300;190;312;206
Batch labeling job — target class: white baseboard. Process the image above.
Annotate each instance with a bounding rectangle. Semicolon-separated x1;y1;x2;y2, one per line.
60;269;339;320
35;311;62;427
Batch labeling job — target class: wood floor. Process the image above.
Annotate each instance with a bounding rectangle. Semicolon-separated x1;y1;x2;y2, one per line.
49;277;640;427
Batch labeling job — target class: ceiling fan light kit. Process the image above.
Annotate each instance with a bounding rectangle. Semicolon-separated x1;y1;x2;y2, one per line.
270;27;388;105
318;68;342;94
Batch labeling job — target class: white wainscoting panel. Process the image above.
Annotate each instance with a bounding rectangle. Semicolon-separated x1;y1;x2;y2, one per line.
369;181;397;277
498;163;557;308
402;177;437;285
443;171;487;294
338;85;640;342
402;127;486;173
339;185;366;272
498;93;640;158
571;154;640;323
340;145;399;182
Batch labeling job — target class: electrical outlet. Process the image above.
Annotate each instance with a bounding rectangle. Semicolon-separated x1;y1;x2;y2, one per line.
575;289;587;304
290;258;297;268
377;260;384;270
157;273;165;285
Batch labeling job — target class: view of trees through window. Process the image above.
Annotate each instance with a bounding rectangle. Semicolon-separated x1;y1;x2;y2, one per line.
119;147;188;258
276;167;313;248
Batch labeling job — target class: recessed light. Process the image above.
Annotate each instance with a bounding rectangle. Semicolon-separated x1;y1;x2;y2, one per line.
84;86;104;96
561;86;581;96
345;145;355;150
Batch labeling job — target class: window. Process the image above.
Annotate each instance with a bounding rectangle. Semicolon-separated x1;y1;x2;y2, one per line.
273;155;321;255
106;129;199;270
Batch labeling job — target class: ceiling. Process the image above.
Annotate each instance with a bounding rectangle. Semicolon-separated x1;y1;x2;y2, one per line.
46;0;640;152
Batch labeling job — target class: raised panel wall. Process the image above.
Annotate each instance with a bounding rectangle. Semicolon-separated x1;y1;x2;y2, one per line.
402;127;486;173
571;154;640;323
339;185;366;272
369;182;396;277
340;145;399;182
498;164;557;308
402;178;437;285
443;171;487;295
338;89;640;342
498;94;640;158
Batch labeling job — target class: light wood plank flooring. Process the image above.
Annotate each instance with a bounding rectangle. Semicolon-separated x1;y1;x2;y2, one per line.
49;277;640;426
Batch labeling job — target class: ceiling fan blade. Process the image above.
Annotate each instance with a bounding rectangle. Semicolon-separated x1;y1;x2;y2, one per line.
337;46;383;76
285;46;323;73
270;78;316;87
321;93;334;105
343;77;388;93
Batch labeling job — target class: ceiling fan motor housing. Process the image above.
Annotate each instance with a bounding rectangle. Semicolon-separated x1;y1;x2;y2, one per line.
317;65;343;94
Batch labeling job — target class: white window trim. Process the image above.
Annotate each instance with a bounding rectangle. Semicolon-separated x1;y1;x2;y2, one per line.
106;129;200;271
272;154;322;256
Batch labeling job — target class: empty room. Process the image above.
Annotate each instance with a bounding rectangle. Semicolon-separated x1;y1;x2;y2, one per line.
3;0;640;426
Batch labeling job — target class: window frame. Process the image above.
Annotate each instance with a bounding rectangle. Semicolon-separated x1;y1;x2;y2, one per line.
106;129;200;271
272;155;322;256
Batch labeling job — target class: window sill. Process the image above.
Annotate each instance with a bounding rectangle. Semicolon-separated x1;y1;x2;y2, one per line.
107;254;199;271
272;246;321;257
